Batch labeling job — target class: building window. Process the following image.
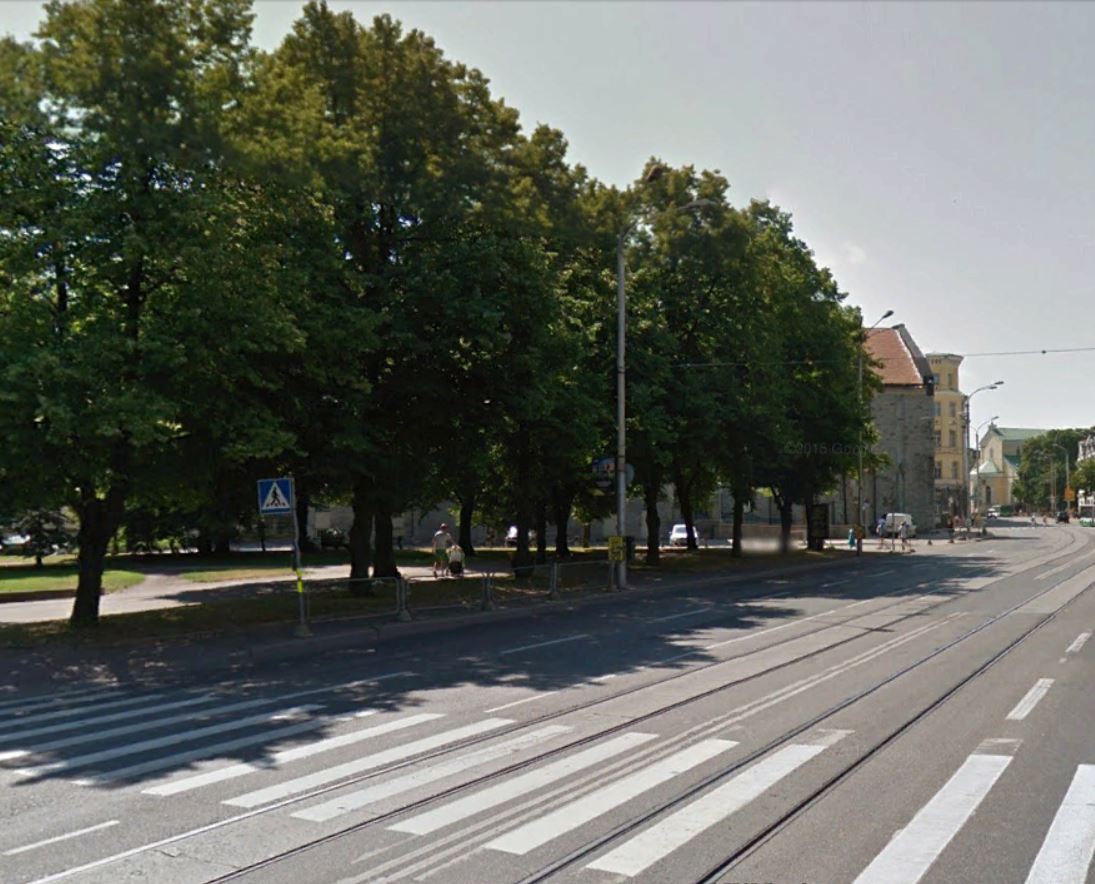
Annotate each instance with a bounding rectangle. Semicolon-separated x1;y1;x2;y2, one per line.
949;429;956;448
935;430;942;447
947;373;954;388
949;402;957;417
932;373;940;386
935;461;942;479
934;403;941;417
951;461;958;479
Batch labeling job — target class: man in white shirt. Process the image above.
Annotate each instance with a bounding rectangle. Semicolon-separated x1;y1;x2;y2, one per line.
432;523;453;577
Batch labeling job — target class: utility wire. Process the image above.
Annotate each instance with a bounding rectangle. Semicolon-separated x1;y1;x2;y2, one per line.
678;345;1095;369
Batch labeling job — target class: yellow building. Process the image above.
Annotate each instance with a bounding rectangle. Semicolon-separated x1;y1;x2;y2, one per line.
926;353;966;517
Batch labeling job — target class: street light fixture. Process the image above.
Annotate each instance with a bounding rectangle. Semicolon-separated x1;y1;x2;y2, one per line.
616;178;714;588
855;309;894;553
962;381;1003;530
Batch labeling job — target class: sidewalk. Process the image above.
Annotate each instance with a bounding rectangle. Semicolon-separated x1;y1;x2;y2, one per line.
0;536;939;625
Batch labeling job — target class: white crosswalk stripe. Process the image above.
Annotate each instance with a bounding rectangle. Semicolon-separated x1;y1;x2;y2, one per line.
487;738;738;855
1025;764;1095;884
389;732;658;836
1006;679;1054;721
293;725;573;822
224;718;513;808
588;730;849;876
0;694;218;755
16;705;323;777
853;751;1012;884
0;687;122;715
0;692;169;733
142;712;442;796
75;718;331;785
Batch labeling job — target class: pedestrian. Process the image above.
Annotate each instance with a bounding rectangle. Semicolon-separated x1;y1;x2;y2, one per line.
947;515;955;544
899;520;913;552
447;543;465;577
877;516;887;547
432;523;453;578
1031;513;1038;527
1043;513;1049;527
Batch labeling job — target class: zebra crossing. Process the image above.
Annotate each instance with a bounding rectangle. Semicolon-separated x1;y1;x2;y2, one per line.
3;670;1094;884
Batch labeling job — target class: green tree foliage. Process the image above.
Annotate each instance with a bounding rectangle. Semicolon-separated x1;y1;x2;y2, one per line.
1016;428;1094;510
1;1;890;625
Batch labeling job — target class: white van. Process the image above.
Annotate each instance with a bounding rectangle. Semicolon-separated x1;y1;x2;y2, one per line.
881;513;917;538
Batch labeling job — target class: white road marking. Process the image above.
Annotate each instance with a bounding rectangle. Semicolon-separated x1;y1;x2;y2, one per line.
0;692;168;733
390;732;657;835
822;579;850;587
487;738;737;855
1006;678;1055;721
142;712;442;796
852;752;1012;884
498;634;591;656
649;608;713;623
0;687;122;715
588;731;848;876
484;691;562;714
293;725;572;822
16;705;323;777
3;820;120;856
1025;764;1095;884
76;719;328;785
224;718;512;808
0;694;215;746
1066;632;1091;654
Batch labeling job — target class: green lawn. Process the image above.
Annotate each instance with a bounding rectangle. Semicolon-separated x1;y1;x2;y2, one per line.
0;565;144;594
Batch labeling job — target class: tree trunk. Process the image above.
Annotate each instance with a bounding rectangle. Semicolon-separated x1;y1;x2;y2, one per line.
213;534;231;556
348;480;373;584
535;503;548;564
71;489;123;628
778;496;793;555
731;496;745;558
296;489;316;553
677;476;698;551
553;490;572;558
644;465;662;565
373;498;399;579
513;508;533;573
458;495;476;557
35;553;44;569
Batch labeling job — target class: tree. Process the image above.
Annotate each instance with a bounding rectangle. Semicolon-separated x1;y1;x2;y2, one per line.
0;0;304;625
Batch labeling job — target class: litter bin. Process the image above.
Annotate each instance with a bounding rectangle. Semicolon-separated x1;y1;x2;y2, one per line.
625;536;636;561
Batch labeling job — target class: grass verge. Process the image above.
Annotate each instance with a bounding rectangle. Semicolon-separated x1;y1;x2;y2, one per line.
0;566;144;595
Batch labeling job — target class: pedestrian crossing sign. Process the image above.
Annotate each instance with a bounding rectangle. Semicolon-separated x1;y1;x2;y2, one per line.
257;477;294;515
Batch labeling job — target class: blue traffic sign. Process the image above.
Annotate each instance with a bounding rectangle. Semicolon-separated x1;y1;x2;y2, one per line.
257;477;294;514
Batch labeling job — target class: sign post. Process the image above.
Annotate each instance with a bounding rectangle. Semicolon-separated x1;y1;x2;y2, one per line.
258;477;310;637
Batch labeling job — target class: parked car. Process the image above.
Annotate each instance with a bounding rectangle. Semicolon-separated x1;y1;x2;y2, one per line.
319;527;348;549
1056;510;1070;523
669;523;690;547
986;507;1000;520
880;513;917;538
0;534;30;555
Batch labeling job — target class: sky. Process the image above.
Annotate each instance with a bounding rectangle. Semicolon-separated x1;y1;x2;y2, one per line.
4;0;1094;432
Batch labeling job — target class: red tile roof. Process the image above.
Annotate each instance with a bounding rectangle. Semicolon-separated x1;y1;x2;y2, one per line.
866;325;931;387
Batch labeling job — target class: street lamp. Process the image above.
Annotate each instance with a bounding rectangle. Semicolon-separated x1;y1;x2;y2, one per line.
856;309;894;553
973;415;999;514
962;381;1003;530
616;179;714;588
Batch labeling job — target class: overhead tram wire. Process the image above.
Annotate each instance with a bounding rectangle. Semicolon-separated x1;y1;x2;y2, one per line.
675;343;1095;370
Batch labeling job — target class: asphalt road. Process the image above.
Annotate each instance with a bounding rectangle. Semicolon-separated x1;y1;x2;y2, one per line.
1;519;1093;884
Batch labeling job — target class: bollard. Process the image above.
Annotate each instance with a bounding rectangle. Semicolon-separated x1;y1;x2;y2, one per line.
293;570;312;638
549;562;560;600
396;578;412;622
607;560;617;592
481;574;495;611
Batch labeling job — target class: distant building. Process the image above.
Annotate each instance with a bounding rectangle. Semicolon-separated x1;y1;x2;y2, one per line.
848;324;936;530
974;425;1048;508
925;353;966;519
